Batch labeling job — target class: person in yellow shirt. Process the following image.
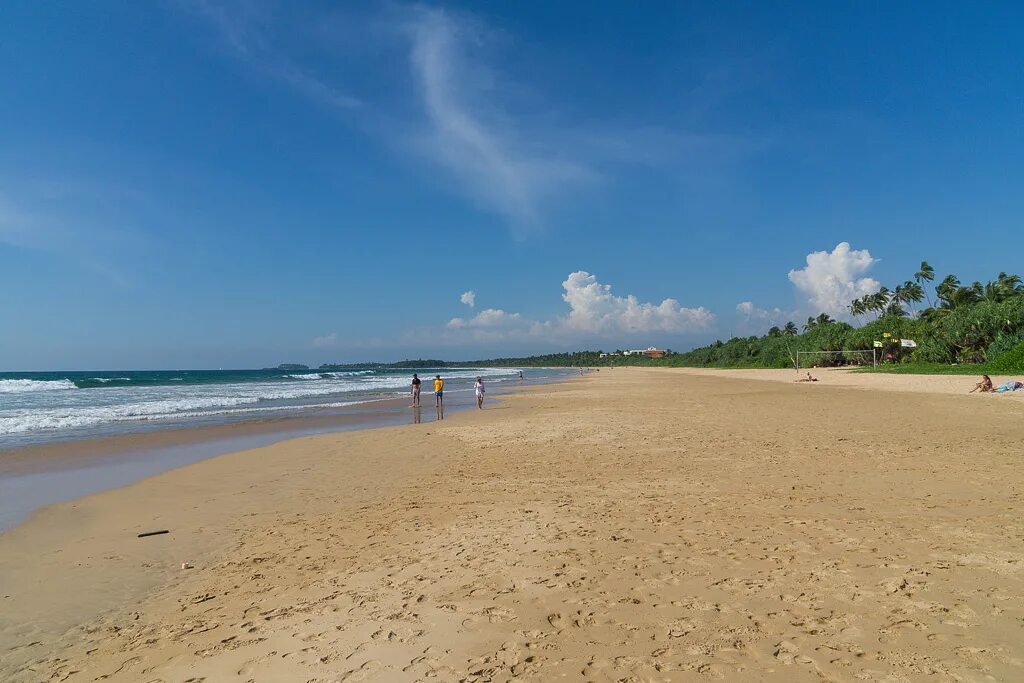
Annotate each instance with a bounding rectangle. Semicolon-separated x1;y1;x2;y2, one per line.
433;375;444;408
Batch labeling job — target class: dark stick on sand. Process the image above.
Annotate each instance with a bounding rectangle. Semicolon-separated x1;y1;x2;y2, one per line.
137;530;169;538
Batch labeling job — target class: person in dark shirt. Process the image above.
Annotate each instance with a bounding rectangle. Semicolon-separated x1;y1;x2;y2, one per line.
411;373;422;406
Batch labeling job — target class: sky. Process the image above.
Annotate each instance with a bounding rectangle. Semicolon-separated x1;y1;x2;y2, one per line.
1;1;1022;370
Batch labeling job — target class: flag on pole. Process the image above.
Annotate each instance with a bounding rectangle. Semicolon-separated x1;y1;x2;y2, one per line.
873;340;883;347
900;339;917;348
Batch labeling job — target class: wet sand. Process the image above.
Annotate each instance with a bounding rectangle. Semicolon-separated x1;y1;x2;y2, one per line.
1;368;1022;681
0;383;531;532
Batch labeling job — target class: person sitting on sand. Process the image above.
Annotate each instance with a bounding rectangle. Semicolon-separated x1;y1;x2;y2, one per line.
795;372;818;382
970;374;994;393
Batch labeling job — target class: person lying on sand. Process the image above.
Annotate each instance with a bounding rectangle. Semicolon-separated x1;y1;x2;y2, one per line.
970;375;994;393
795;372;818;382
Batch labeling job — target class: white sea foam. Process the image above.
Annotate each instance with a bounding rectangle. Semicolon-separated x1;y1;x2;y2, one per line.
0;379;77;393
0;367;527;438
286;371;375;380
0;398;381;435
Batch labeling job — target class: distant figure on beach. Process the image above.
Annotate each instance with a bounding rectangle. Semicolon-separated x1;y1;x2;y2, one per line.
434;375;444;407
796;372;818;382
970;375;994;393
518;370;523;380
411;373;421;406
475;377;485;409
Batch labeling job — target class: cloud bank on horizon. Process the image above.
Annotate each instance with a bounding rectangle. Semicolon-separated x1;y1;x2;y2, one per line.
446;270;714;341
440;241;882;347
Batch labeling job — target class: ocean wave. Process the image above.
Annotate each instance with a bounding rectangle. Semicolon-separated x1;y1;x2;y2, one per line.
285;371;375;380
0;379;77;393
0;398;379;436
0;367;532;437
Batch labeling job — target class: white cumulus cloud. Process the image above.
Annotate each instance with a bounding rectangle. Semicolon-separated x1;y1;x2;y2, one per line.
312;332;338;348
443;271;713;341
560;271;714;334
460;290;476;307
447;308;521;329
787;242;881;316
736;301;786;322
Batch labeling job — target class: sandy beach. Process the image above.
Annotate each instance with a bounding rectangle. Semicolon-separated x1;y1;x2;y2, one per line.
2;367;1023;682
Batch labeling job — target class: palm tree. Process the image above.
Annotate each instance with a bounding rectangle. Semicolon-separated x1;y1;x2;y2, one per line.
783;321;798;336
915;261;935;307
903;281;925;307
885;300;907;318
988;272;1024;301
804;316;816;332
849;297;865;320
868;288;890;318
893;283;907;311
998;272;1023;296
815;313;834;326
936;274;961;308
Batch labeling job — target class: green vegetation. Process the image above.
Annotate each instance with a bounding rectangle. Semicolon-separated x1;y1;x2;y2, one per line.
318;267;1024;376
672;264;1024;373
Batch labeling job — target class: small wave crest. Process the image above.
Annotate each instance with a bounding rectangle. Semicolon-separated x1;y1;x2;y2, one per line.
0;379;77;393
285;371;375;380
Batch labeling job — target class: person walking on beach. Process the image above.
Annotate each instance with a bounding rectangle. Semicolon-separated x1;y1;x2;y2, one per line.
433;375;444;407
475;377;485;409
410;373;421;406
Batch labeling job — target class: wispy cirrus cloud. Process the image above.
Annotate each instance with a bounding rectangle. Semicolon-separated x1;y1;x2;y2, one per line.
404;7;598;230
312;332;338;348
178;0;362;110
179;3;760;234
0;186;139;286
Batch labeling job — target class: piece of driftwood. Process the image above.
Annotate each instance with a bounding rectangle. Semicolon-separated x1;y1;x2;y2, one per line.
137;530;169;538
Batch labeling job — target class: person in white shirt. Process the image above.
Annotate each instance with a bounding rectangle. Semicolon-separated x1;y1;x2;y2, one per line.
474;377;485;409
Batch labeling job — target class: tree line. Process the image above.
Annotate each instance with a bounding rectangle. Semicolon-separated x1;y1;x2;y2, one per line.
675;262;1024;369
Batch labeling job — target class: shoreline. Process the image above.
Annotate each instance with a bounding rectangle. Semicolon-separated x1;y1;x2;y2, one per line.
0;377;563;533
3;368;1022;682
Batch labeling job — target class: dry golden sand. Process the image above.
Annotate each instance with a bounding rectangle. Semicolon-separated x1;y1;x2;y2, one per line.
2;368;1023;682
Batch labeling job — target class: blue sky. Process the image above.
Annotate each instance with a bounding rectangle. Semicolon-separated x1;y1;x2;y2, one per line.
1;1;1021;369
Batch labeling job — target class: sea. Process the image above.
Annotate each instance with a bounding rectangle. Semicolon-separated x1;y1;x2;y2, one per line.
0;366;557;450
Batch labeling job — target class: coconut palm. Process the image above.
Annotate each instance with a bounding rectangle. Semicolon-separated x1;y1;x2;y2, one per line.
804;316;816;332
989;272;1024;301
936;274;961;308
885;300;907;318
849;297;866;320
815;313;834;326
783;321;798;336
868;288;891;318
903;281;925;305
915;261;936;307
